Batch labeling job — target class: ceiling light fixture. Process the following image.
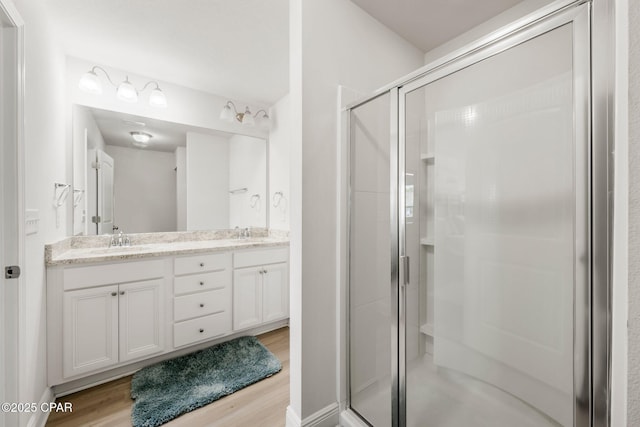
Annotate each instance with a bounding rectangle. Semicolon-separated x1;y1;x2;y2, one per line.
79;66;167;108
130;131;152;147
219;101;270;128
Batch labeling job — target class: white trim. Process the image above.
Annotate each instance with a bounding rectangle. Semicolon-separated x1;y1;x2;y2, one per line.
0;2;24;427
287;403;340;427
286;405;301;427
26;387;54;427
339;409;369;427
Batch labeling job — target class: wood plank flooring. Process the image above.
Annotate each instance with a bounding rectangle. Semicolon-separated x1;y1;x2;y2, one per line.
46;327;289;427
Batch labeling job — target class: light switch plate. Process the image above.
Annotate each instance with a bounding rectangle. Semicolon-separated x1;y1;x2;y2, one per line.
25;209;39;235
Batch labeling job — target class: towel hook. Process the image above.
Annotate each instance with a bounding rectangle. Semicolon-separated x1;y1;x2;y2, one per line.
250;194;261;208
54;183;71;207
272;191;283;208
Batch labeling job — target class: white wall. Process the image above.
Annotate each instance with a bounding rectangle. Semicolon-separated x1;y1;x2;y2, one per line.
12;0;67;425
289;0;424;422
104;145;177;233
175;147;186;231
186;132;229;230
268;94;291;231
228;134;267;229
628;0;640;423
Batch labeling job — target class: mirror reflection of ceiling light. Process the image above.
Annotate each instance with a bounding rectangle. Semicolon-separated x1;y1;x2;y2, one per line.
79;66;167;108
130;131;152;147
219;101;270;128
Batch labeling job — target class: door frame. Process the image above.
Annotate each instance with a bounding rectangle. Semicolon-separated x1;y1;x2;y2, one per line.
0;1;24;427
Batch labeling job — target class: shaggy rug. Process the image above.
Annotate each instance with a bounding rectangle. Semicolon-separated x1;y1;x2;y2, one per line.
130;336;282;427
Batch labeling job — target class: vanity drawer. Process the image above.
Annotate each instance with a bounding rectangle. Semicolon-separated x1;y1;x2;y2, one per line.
174;311;231;348
63;259;165;291
174;270;230;296
174;253;229;276
233;248;288;269
174;287;230;322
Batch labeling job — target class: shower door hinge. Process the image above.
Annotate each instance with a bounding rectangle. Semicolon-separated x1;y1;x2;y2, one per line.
402;256;410;286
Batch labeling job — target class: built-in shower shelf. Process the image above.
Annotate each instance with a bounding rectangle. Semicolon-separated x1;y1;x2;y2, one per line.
420;153;435;161
420;323;434;337
420;237;435;246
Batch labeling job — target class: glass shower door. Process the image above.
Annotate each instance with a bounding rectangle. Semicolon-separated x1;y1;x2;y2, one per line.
401;7;589;427
349;92;395;426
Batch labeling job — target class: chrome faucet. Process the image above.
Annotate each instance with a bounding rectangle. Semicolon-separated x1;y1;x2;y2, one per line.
234;226;251;239
109;229;131;247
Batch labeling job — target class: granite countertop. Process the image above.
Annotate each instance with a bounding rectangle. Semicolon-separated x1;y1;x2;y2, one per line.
45;229;289;266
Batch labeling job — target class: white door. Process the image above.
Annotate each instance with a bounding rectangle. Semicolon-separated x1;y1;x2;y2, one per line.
233;267;262;330
0;4;23;426
63;285;119;378
119;279;165;362
96;149;114;234
262;263;289;323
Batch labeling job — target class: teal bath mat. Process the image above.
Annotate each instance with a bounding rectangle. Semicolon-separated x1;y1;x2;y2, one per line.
130;336;282;427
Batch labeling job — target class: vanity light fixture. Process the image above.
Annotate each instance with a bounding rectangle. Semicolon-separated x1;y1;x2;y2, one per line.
130;131;152;147
219;101;270;128
79;66;168;108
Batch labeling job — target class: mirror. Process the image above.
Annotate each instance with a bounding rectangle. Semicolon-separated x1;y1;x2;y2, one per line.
72;105;267;235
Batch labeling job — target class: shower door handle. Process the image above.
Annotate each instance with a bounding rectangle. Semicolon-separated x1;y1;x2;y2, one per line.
401;256;410;286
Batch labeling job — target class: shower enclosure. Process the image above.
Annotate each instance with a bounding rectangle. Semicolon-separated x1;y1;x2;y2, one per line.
347;2;610;426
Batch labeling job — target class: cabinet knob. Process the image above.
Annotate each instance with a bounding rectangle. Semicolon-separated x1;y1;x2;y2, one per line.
120;291;125;295
263;269;267;274
199;263;205;267
199;328;204;333
111;292;117;296
199;281;204;286
199;303;204;308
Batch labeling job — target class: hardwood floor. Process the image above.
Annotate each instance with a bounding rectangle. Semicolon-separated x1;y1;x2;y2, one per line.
46;327;290;427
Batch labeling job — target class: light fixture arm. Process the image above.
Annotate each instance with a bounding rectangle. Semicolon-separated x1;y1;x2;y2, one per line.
90;66;119;89
138;80;161;93
253;109;269;118
225;101;239;115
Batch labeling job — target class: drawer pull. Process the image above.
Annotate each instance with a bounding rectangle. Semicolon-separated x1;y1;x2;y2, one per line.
199;263;205;267
111;292;117;296
199;281;204;286
200;303;204;308
199;328;204;333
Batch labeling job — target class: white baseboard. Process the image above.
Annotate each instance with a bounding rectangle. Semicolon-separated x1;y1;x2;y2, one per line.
286;403;340;427
26;387;54;427
339;409;368;427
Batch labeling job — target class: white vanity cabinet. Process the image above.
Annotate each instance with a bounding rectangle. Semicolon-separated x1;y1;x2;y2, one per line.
49;259;167;383
172;253;232;348
62;278;164;378
47;241;289;389
233;248;289;331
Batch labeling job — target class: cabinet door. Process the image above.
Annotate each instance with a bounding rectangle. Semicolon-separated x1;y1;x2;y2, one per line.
119;279;165;362
262;262;289;322
233;267;262;330
63;285;119;378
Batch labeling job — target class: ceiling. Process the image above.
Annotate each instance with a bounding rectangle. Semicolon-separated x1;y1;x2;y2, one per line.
47;0;289;106
88;107;235;153
351;0;524;52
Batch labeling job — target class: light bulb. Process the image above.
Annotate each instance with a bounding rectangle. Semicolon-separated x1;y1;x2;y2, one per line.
130;131;152;144
78;70;102;94
149;87;167;108
117;78;138;103
242;107;255;126
220;104;234;122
